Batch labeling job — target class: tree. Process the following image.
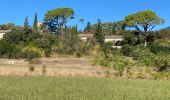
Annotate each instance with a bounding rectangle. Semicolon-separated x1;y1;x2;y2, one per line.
24;16;29;31
116;21;126;34
84;21;92;32
102;22;116;35
0;23;15;30
44;8;74;32
124;10;164;46
33;13;38;32
94;19;105;45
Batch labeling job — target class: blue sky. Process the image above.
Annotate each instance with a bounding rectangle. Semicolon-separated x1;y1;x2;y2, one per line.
0;0;169;30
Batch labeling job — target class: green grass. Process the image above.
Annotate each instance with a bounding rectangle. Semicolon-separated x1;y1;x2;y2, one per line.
0;76;170;100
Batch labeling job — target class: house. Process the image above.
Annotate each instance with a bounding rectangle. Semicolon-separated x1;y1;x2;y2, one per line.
78;34;124;42
78;34;124;48
0;30;11;39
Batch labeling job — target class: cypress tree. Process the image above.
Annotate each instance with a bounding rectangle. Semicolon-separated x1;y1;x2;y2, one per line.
94;19;105;45
84;21;92;32
33;13;38;32
24;16;29;31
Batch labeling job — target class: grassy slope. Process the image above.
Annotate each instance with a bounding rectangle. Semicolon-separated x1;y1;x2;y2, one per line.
0;76;170;100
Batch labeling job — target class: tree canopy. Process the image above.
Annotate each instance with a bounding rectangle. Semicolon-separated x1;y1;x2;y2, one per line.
44;8;75;32
124;10;164;46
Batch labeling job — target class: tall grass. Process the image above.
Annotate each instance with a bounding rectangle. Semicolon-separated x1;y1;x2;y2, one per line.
0;76;170;100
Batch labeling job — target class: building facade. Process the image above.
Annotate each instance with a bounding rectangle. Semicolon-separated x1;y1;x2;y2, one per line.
0;30;11;39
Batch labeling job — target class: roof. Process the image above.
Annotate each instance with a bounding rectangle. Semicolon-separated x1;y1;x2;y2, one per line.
0;30;11;33
78;34;124;39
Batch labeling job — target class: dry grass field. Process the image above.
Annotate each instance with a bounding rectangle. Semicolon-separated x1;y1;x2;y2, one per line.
0;57;105;77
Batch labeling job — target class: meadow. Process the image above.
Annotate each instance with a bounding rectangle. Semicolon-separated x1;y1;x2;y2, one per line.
0;76;170;100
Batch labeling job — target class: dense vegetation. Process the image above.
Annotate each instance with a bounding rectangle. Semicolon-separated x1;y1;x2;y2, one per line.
0;76;170;100
0;8;170;79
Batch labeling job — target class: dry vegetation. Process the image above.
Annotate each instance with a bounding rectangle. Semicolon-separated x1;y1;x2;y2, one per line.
0;57;105;77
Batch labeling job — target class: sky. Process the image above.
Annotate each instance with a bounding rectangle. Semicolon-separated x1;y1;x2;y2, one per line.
0;0;170;30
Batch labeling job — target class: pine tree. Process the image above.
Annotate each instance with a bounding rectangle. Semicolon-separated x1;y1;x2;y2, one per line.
94;19;104;45
33;13;38;32
24;16;29;31
84;21;92;32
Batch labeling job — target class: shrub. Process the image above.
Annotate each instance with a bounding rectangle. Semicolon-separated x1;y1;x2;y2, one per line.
101;42;114;54
121;44;134;56
154;54;169;72
131;47;156;67
122;31;137;45
152;72;170;80
76;51;82;58
44;48;52;57
148;40;170;54
29;65;35;72
22;46;44;60
92;52;113;67
0;40;23;59
113;56;134;76
42;66;47;75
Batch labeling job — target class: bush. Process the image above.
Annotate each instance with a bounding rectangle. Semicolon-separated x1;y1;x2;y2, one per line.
29;65;35;72
148;40;170;54
22;46;44;60
42;66;47;75
92;52;113;67
121;45;134;56
0;40;23;59
131;47;156;67
101;42;114;54
154;54;169;72
152;72;170;80
113;56;134;76
76;51;82;58
122;31;137;45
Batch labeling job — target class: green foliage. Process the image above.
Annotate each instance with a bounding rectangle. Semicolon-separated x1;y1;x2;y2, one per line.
152;72;170;80
45;8;74;21
101;22;116;35
34;38;51;49
33;13;38;32
3;28;23;44
29;65;35;72
3;28;41;45
148;40;170;54
121;44;134;56
84;21;92;32
44;8;74;32
24;16;30;31
41;66;47;75
93;52;113;67
0;40;23;59
124;10;164;46
132;47;156;67
53;27;81;55
113;56;134;76
154;54;169;72
122;31;143;45
22;46;44;60
101;42;114;54
156;28;170;39
76;51;82;58
94;19;105;45
1;77;170;99
116;21;126;33
124;10;163;27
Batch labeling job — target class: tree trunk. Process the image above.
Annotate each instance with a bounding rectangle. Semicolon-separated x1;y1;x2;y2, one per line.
144;35;147;47
144;32;147;47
